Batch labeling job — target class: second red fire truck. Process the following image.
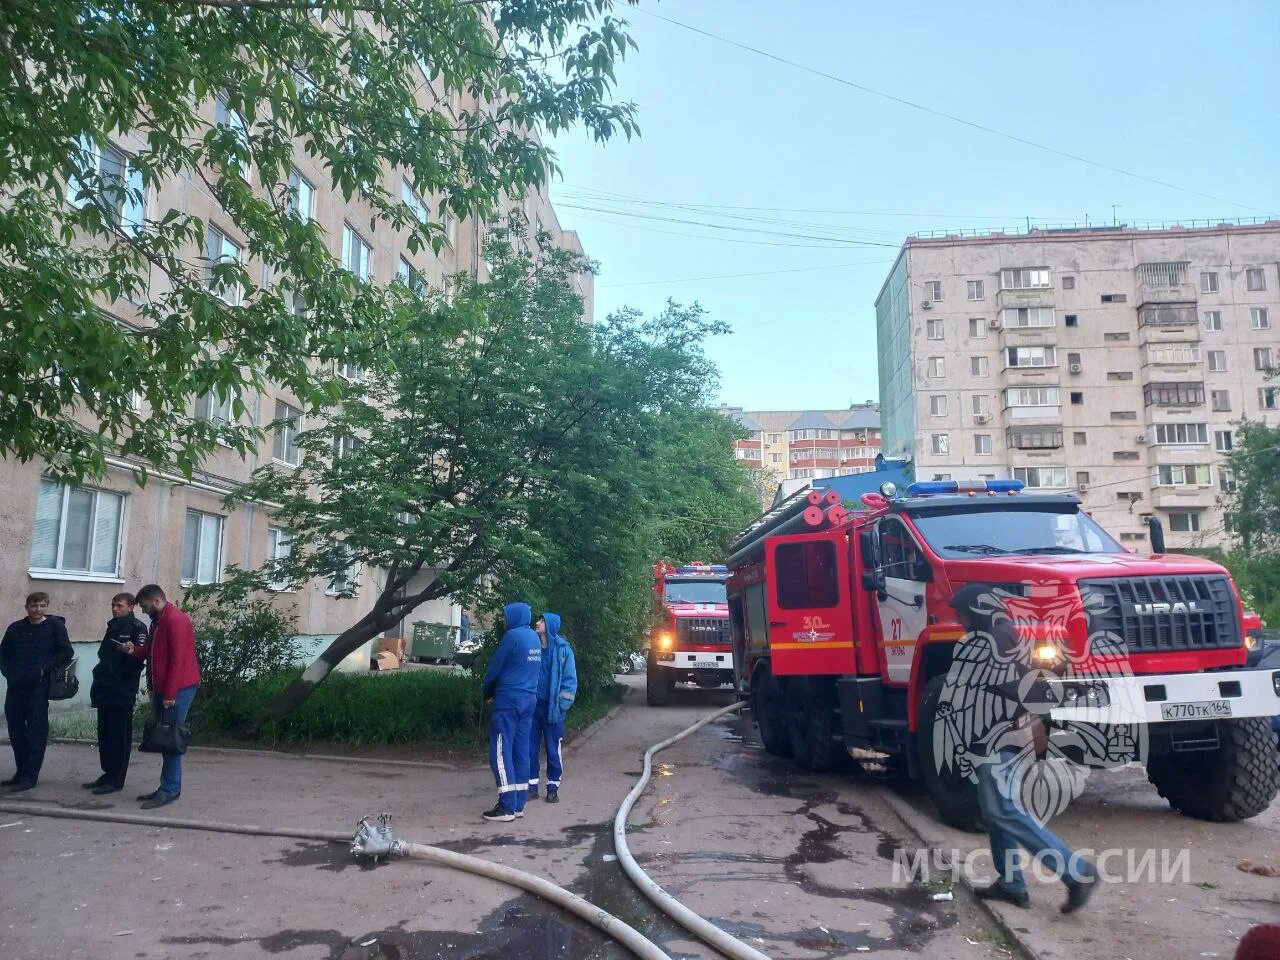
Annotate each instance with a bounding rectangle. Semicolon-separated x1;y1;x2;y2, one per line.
647;563;734;705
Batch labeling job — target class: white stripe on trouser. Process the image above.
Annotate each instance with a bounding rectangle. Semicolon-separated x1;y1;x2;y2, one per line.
528;779;539;786
547;736;563;788
495;733;513;792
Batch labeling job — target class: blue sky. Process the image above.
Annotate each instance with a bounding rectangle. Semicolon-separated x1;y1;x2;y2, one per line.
548;0;1280;410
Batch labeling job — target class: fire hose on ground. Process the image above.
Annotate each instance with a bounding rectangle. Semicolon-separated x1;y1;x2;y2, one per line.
0;699;771;960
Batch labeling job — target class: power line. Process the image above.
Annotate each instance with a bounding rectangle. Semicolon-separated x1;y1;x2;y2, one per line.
635;8;1271;215
567;209;889;250
598;258;895;289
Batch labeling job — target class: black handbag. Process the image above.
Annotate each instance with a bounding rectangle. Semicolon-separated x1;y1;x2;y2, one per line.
47;659;79;701
140;719;191;755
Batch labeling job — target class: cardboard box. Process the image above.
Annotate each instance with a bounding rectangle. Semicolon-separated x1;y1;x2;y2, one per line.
373;650;402;671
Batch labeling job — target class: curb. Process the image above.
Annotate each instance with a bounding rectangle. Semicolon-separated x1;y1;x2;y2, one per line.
566;685;632;753
878;788;1043;960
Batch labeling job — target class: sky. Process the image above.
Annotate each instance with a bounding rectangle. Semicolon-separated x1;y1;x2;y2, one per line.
547;0;1280;411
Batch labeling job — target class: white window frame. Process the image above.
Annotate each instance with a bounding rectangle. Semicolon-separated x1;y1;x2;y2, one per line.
266;526;294;592
1260;387;1280;411
927;356;945;378
1155;464;1212;487
1251;307;1270;330
1245;268;1266;292
29;480;126;581
1214;430;1233;453
1254;347;1274;371
1211;389;1231;412
974;434;992;456
288;169;314;223
928;395;947;417
66;137;146;234
1199;272;1219;294
1203;310;1222;331
1167;512;1201;533
206;225;243;305
272;400;303;466
1000;307;1055;328
326;556;360;596
401;180;427;224
1207;350;1227;372
1006;345;1057;369
930;434;949;455
926;280;943;302
336;360;365;382
971;356;989;377
342;223;371;280
966;279;984;301
926;318;944;340
214;97;251;182
968;317;987;340
1152;422;1208;445
1005;386;1060;407
972;394;991;417
332;433;359;459
1000;267;1051;290
1013;466;1068;489
181;509;225;586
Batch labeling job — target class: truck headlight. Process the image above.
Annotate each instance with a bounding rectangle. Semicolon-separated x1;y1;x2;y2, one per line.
1032;643;1061;666
1244;635;1258;651
1273;671;1280;696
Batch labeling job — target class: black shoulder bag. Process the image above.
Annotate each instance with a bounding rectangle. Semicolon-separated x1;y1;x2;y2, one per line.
140;719;192;755
47;659;79;701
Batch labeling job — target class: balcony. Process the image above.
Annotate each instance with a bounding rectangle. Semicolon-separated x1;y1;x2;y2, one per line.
1141;342;1202;372
1006;404;1062;423
1138;302;1199;330
1152;485;1216;510
1006;428;1063;450
1136;262;1197;308
1143;381;1205;408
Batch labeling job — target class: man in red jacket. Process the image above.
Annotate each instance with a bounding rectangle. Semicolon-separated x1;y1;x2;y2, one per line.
122;584;201;809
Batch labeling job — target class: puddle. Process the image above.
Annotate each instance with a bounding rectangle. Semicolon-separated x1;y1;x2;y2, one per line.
264;840;379;873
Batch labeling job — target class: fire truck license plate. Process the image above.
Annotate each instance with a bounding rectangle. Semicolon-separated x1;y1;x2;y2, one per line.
691;660;718;669
1160;700;1232;721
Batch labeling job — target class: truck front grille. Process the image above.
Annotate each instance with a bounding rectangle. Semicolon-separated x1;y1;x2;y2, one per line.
1078;575;1240;654
677;617;730;645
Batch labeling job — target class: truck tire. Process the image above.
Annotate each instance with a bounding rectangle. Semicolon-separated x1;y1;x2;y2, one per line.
1145;718;1280;822
785;677;847;772
646;662;674;706
916;674;985;832
751;667;791;757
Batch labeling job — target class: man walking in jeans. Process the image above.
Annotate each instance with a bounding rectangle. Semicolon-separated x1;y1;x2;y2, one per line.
122;584;201;809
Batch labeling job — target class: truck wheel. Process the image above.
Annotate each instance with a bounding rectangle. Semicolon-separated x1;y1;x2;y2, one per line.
751;667;791;757
1146;718;1280;822
646;663;674;706
916;674;985;832
785;677;847;772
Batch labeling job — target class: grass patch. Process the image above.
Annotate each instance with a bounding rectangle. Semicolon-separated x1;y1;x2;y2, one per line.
48;711;98;740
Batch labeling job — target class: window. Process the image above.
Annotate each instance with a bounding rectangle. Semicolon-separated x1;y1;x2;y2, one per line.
397;257;426;297
1246;268;1266;292
1104;331;1131;342
1065;314;1078;327
878;519;927;581
1000;267;1051;290
1144;342;1201;365
66;137;145;233
1252;308;1270;330
1143;382;1205;406
999;307;1055;328
327;556;359;596
1067;352;1082;368
927;318;944;340
1075;471;1090;487
967;280;984;301
968;318;987;339
1005;386;1059;407
1207;350;1227;372
1070;392;1084;405
1013;466;1068;489
214;97;251;181
1203;311;1223;331
1215;430;1233;453
1211;390;1231;412
401;180;427;224
266;527;292;591
205;225;243;305
287;169;313;223
272;400;302;465
768;433;782;444
930;434;949;455
1111;410;1137;420
194;389;234;426
1167;512;1202;533
974;434;992;455
1119;532;1147;543
1153;423;1208;445
181;510;224;585
929;395;947;417
971;356;988;377
1200;272;1219;294
1113;450;1140;461
1117;492;1142;503
1254;347;1274;370
1006;345;1057;368
927;357;945;377
1007;429;1062;450
1062;276;1076;290
30;480;124;577
769;452;782;463
926;280;943;302
1220;469;1237;494
342;223;370;280
1107;371;1134;381
1156;464;1211;487
1260;387;1280;411
775;540;840;609
972;394;991;417
1100;293;1127;303
1073;431;1086;445
332;433;360;459
336;359;364;382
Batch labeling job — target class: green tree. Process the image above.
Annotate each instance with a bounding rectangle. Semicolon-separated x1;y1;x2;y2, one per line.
0;0;636;482
1222;420;1280;554
225;228;744;723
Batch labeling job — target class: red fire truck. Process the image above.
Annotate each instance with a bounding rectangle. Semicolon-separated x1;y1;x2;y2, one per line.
726;479;1280;827
647;563;734;706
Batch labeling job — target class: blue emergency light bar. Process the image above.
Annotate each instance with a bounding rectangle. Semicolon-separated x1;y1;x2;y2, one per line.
675;564;730;575
905;479;1024;497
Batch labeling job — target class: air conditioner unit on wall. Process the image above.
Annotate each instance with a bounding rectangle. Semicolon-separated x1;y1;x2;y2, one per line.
974;413;991;424
988;318;1002;329
1077;483;1089;492
921;300;934;310
1136;435;1149;444
1069;363;1083;374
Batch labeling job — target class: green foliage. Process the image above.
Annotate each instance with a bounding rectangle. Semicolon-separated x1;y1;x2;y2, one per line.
1222;421;1280;554
182;579;302;699
1218;553;1280;625
0;0;637;482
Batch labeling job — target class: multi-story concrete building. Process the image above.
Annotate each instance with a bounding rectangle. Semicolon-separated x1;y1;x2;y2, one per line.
1;62;592;692
722;405;882;501
875;220;1280;549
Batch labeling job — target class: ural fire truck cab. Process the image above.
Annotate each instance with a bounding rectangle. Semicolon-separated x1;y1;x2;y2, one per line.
727;479;1280;827
648;563;734;706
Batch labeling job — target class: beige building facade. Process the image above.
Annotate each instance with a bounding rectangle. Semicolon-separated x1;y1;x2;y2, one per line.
3;55;592;699
875;221;1280;550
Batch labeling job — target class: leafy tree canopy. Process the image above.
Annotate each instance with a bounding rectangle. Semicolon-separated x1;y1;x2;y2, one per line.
1222;420;1280;554
0;0;636;482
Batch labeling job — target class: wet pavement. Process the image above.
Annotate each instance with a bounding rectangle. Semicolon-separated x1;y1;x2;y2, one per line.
0;677;1005;959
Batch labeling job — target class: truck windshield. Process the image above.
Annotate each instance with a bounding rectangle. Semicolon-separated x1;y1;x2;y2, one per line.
910;508;1124;559
664;580;728;604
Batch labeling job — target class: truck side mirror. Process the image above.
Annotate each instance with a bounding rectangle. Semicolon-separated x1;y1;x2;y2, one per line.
858;529;879;570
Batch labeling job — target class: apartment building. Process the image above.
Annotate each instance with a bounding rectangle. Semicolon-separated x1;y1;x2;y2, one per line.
2;61;592;688
722;405;882;500
874;220;1280;549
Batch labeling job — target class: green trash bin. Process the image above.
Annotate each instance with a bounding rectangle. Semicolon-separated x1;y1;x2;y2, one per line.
411;622;459;663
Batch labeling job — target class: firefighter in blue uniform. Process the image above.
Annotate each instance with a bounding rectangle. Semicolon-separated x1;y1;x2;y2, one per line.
481;602;541;822
527;612;577;803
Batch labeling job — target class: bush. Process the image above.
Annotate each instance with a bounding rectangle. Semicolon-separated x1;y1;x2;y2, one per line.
182;580;303;701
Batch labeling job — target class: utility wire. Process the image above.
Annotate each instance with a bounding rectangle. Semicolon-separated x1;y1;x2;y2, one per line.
598;258;895;288
567;209;885;249
635;8;1271;215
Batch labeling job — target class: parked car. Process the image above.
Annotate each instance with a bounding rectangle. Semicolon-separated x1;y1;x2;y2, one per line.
617;651;646;675
453;636;480;670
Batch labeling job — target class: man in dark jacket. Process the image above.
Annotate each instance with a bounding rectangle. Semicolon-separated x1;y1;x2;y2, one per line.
480;602;541;822
527;612;577;803
83;593;147;795
123;584;201;809
0;592;74;792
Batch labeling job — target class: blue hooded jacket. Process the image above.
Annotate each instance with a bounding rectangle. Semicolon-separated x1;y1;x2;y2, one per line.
538;612;578;726
482;602;542;705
